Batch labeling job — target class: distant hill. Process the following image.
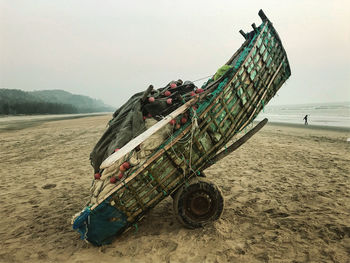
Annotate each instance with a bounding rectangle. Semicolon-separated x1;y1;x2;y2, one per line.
0;89;115;115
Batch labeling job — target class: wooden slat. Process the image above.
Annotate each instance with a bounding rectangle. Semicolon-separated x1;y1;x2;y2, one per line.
191;56;278;168
128;173;185;221
239;58;285;130
127;167;180;212
125;183;145;211
201;118;268;170
122;159;172;206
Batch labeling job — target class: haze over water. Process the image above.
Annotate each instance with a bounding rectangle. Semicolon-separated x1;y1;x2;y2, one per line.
1;1;349;107
256;102;350;128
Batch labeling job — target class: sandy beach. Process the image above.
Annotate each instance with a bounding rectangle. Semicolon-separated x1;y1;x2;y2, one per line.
0;114;349;263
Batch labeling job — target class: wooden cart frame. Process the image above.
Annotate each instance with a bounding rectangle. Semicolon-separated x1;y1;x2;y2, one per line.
73;9;291;243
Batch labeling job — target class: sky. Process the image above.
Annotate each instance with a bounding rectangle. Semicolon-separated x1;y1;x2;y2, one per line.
1;0;349;107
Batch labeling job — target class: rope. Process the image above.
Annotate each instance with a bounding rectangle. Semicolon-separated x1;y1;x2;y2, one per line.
188;110;198;176
148;173;154;181
191;74;213;83
165;113;199;186
133;223;138;233
262;99;265;112
84;214;90;241
166;128;187;178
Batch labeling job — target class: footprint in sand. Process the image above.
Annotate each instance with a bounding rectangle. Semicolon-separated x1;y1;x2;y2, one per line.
42;184;56;189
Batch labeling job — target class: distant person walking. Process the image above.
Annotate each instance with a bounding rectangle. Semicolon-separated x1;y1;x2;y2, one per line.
303;115;308;125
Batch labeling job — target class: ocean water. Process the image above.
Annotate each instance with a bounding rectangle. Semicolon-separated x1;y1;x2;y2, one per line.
255;102;350;128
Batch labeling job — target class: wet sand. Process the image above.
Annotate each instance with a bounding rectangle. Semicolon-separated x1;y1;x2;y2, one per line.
0;115;349;263
0;113;110;132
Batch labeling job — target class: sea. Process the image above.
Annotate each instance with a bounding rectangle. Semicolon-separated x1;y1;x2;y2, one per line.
255;102;350;129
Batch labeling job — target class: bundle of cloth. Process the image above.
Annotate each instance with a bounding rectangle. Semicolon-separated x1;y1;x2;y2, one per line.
90;79;200;173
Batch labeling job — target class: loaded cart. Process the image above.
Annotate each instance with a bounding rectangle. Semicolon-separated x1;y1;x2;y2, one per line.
72;10;291;246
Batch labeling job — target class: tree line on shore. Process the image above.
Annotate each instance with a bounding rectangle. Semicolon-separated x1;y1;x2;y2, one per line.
0;89;114;115
1;101;80;114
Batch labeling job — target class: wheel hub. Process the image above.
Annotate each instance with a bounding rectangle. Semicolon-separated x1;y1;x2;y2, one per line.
189;193;212;216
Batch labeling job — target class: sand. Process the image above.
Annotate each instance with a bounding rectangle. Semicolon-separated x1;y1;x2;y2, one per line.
0;115;349;263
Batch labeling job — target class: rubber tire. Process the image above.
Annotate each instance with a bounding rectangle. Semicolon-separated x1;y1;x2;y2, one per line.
173;177;224;229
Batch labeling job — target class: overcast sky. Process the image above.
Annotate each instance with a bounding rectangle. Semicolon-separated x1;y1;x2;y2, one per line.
1;0;349;107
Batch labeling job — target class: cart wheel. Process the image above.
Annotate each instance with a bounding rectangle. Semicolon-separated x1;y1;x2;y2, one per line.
173;177;224;229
